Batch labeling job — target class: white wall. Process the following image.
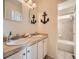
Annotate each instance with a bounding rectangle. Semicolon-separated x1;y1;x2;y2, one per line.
36;0;57;58
58;17;73;41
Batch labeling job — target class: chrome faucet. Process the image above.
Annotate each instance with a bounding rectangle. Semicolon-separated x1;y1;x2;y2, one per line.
7;32;12;42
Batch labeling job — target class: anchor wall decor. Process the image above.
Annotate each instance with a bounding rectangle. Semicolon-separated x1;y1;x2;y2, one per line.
31;14;37;24
41;12;49;24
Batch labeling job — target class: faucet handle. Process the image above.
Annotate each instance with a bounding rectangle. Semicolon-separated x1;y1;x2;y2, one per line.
9;32;12;36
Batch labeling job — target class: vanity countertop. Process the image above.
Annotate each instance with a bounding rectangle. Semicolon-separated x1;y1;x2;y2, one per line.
3;34;48;58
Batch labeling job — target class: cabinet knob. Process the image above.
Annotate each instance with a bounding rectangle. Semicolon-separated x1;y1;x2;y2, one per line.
23;53;26;55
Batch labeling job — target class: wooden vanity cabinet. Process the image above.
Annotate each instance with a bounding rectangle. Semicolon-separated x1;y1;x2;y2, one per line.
27;43;38;59
6;38;48;59
27;38;48;59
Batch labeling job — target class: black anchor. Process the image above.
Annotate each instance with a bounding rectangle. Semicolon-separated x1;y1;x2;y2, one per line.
41;12;49;24
31;14;37;24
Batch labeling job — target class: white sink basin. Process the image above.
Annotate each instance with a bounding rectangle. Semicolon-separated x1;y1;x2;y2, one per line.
6;38;29;46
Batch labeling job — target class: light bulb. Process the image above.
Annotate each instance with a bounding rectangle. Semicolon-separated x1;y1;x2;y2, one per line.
32;3;36;8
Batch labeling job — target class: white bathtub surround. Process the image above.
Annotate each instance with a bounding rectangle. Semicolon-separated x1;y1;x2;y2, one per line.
58;39;74;46
57;49;74;59
58;39;74;53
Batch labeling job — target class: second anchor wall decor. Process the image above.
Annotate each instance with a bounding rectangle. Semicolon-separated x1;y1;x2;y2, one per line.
41;12;49;24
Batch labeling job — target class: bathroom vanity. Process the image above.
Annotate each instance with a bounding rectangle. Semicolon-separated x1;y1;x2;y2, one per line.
4;34;48;59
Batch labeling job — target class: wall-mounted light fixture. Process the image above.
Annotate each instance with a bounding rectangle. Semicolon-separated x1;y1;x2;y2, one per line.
41;12;49;24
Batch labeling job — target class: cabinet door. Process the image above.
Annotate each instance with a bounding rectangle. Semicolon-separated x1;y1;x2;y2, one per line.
6;49;26;59
27;43;37;59
22;48;27;59
38;40;43;59
6;52;22;59
43;38;47;57
6;48;26;59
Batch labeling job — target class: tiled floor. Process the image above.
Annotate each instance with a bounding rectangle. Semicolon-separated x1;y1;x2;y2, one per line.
44;56;54;59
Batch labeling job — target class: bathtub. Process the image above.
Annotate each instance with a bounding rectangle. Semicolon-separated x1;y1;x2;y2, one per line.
57;39;74;53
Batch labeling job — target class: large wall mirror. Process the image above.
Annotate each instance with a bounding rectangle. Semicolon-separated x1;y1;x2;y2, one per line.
4;0;22;21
